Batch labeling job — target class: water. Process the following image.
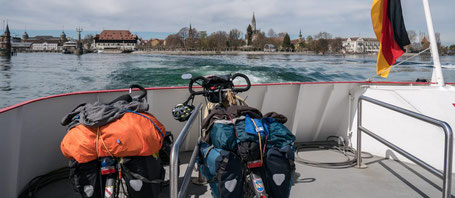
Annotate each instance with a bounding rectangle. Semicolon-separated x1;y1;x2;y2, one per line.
1;53;455;108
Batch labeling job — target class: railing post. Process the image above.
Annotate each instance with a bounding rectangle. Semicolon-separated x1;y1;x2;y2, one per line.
355;98;367;169
442;123;453;198
356;95;453;198
170;103;202;198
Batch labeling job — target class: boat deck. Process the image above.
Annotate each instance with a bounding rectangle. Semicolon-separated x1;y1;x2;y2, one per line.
36;150;455;198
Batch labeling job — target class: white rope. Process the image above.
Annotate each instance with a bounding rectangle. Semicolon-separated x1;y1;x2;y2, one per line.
367;47;431;81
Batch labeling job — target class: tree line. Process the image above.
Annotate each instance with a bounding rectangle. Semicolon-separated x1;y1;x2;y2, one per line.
150;26;345;54
142;27;455;55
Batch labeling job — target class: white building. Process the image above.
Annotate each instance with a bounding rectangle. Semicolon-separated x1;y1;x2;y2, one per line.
342;37;379;53
32;42;59;51
94;30;138;52
22;33;67;51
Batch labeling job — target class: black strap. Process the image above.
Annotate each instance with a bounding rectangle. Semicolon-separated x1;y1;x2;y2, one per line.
217;157;229;198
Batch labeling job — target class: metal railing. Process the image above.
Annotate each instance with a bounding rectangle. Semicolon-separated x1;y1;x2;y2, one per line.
170;103;202;198
356;95;453;198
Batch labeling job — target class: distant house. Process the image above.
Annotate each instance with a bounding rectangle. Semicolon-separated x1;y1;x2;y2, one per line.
12;42;32;52
264;44;276;52
94;30;138;52
342;37;379;53
150;39;164;48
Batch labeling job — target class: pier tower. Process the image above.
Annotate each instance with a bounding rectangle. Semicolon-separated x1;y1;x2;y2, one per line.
76;27;83;55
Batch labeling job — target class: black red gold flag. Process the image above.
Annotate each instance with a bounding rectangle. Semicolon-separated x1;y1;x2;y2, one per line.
371;0;411;78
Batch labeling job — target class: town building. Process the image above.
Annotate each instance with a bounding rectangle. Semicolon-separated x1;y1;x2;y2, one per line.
22;31;67;51
342;37;379;53
94;30;138;53
264;44;276;52
12;42;32;52
150;39;164;48
294;30;305;51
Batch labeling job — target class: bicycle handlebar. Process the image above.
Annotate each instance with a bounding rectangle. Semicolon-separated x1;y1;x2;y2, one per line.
188;73;251;96
188;76;208;95
231;73;251;93
129;84;147;100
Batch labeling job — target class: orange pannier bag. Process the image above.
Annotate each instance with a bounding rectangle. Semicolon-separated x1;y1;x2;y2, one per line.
61;112;166;163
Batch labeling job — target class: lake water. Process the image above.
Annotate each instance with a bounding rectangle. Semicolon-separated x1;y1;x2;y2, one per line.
1;53;455;108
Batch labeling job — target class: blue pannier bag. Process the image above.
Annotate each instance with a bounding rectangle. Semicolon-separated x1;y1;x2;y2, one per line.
237;115;274;144
200;143;244;198
263;145;295;198
266;121;295;150
210;120;238;152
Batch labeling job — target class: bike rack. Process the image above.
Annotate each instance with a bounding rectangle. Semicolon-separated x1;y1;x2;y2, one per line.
170;103;202;198
356;95;453;198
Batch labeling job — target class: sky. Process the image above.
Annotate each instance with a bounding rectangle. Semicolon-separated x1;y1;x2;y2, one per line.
0;0;454;45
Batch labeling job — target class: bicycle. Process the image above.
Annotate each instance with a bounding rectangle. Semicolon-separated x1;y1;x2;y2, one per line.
172;73;269;198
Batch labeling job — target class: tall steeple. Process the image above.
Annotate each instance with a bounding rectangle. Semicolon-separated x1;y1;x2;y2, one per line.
60;30;67;43
251;12;256;32
298;29;302;41
5;24;10;37
4;23;11;55
22;31;29;41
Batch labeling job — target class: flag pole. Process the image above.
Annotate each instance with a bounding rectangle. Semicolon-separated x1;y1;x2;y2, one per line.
422;0;444;86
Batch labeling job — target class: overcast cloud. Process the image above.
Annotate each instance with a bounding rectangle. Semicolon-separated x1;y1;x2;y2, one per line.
1;0;454;44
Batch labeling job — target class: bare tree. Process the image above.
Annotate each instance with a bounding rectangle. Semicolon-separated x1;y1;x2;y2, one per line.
313;39;329;54
407;30;417;43
177;27;189;40
267;29;277;37
165;34;182;49
199;31;209;50
278;32;287;38
186;27;200;49
208;31;228;51
314;32;332;40
329;37;343;53
435;32;441;45
228;29;244;49
252;32;267;50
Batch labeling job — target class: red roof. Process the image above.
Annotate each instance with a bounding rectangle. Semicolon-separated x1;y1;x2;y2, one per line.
97;30;137;41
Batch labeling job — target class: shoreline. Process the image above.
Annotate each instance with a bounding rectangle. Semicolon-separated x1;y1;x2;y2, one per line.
132;50;433;56
8;50;441;57
132;50;317;55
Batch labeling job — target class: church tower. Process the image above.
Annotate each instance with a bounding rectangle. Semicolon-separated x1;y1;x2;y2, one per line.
298;29;303;42
4;24;11;55
251;12;257;33
22;31;29;41
60;31;67;43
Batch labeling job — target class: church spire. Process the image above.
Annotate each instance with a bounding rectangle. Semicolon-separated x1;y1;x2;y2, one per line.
251;12;256;32
5;23;10;37
4;22;11;55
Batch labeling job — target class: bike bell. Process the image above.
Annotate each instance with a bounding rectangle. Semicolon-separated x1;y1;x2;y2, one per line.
172;104;195;122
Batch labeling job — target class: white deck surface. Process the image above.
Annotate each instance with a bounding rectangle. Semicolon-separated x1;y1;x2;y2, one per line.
36;150;455;198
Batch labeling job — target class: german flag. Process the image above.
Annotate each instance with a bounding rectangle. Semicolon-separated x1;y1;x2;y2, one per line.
371;0;410;78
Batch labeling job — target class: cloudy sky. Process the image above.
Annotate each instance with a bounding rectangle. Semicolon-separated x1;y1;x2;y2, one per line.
1;0;454;44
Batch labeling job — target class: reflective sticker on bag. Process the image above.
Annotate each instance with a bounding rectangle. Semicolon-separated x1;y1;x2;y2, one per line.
105;186;114;198
256;126;264;133
254;179;264;192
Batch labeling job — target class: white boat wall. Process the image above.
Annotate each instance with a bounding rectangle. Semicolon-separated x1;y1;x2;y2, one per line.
1;81;454;197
